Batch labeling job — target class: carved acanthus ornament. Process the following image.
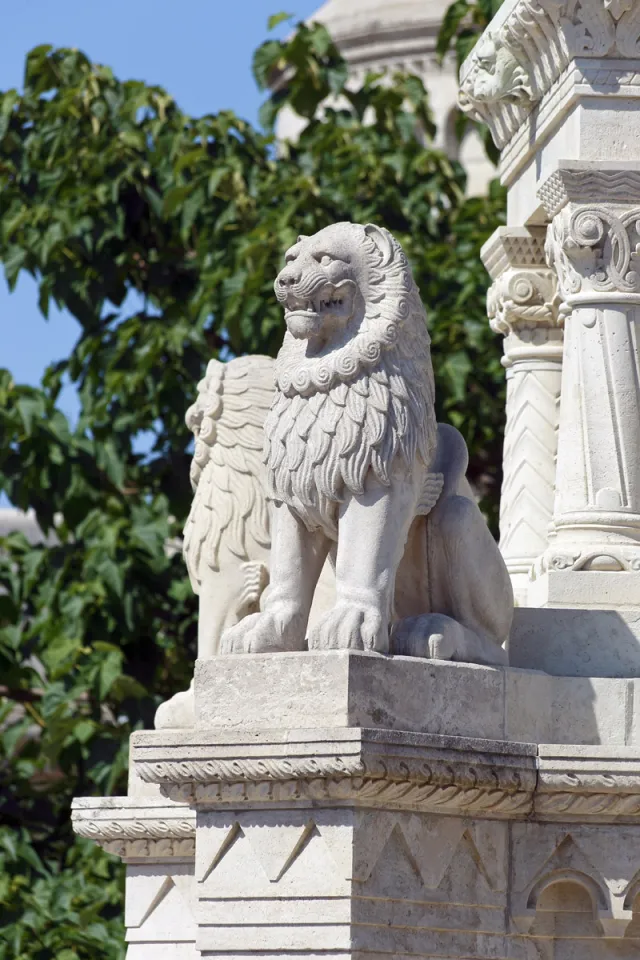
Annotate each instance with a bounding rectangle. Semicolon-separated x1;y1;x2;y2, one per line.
545;204;640;302
459;0;640;149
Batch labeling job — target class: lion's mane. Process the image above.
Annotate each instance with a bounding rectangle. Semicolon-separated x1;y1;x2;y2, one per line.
183;355;273;589
264;225;437;534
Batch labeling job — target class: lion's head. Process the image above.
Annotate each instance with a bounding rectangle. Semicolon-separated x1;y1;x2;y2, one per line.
266;222;437;531
273;222;432;397
274;222;382;343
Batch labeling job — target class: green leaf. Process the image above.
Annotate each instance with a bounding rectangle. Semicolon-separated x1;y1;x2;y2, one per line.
97;558;124;599
267;12;292;30
98;649;124;699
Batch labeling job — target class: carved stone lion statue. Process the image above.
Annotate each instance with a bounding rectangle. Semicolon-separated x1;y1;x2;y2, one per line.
182;354;274;659
155;354;334;728
220;222;513;665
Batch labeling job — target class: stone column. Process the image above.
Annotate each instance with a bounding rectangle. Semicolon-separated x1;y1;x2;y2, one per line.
482;227;562;604
537;162;640;579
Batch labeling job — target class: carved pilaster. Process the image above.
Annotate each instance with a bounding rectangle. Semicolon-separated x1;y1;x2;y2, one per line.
72;796;198;958
537;162;640;573
482;227;562;601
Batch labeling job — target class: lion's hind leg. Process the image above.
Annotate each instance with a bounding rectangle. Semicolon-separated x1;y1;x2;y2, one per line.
391;612;508;666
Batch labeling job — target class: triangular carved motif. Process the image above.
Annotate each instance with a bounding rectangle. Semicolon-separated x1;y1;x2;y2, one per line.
125;873;174;929
322;813;396;882
467;822;507;892
366;822;424;888
398;815;466;889
242;819;316;882
196;821;241;883
457;830;496;891
520;834;605;896
316;820;356;880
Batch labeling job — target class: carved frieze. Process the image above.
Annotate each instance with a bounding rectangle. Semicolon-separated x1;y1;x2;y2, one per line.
536;747;640;820
127;727;640;827
71;797;196;860
132;729;537;821
459;0;640;149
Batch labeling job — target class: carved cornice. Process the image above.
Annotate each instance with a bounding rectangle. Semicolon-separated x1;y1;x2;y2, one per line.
71;797;196;860
536;747;640;821
459;0;640;149
132;728;537;821
538;163;640;220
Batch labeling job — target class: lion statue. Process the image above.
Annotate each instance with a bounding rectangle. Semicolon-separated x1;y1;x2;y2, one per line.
220;222;512;665
182;354;274;659
155;354;334;728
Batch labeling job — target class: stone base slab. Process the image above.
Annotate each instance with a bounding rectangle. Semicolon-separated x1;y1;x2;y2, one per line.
510;572;640;676
193;651;640;746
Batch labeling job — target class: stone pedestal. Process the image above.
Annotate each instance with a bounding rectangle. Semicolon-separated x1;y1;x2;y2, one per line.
72;794;198;959
75;654;640;958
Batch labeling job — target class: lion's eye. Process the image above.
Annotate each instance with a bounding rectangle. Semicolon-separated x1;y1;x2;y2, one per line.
285;254;296;264
319;254;333;266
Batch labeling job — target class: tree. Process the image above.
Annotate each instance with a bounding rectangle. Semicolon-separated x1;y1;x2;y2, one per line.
0;16;505;957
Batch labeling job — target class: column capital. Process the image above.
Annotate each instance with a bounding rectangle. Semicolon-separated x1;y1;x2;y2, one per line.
482;226;561;350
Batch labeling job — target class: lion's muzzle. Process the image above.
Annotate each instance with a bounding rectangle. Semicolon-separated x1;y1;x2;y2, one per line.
275;270;357;340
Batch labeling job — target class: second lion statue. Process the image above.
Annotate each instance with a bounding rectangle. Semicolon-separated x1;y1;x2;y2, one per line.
220;222;512;665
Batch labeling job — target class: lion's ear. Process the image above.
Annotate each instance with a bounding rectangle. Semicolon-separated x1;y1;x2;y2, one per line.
296;235;309;244
364;223;395;267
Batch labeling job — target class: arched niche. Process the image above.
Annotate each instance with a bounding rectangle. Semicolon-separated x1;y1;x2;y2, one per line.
527;870;605;939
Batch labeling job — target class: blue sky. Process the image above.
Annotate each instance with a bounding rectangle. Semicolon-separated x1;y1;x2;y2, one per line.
0;0;319;419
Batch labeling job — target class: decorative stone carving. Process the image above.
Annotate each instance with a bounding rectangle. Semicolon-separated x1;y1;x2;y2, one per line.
459;0;640;151
460;31;534;108
182;354;274;659
71;797;195;859
482;227;562;601
219;222;513;666
534;162;640;575
133;727;537;820
511;820;640;938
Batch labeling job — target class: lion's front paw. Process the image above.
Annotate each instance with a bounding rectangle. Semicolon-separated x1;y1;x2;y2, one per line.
308;601;388;653
219;604;306;655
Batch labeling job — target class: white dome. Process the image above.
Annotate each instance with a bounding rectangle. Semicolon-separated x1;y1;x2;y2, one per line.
312;0;449;61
